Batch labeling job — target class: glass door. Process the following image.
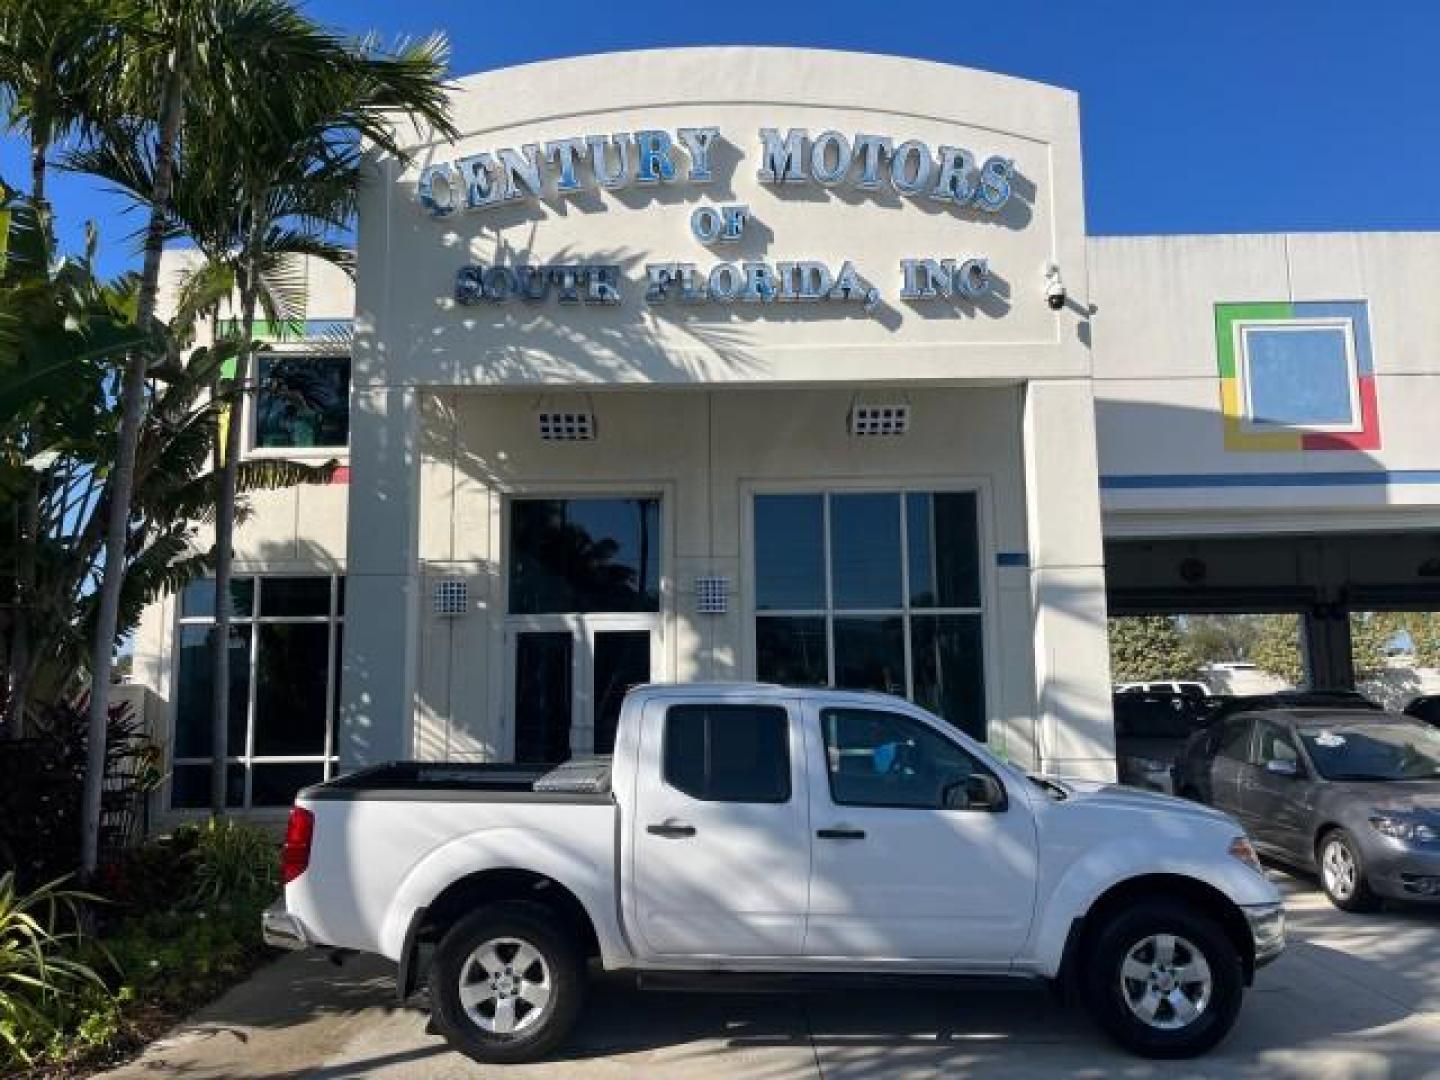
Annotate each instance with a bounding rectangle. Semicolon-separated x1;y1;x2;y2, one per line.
512;631;574;763
590;629;652;754
506;619;657;762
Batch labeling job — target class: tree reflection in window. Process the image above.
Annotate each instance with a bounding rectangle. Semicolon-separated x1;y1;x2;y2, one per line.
256;356;350;449
509;498;660;614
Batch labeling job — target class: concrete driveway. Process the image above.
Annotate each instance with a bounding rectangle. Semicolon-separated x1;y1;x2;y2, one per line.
100;873;1440;1079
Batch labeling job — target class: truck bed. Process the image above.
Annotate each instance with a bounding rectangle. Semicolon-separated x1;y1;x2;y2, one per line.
303;758;613;802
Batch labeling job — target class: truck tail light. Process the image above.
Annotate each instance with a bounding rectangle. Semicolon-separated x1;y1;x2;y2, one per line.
281;805;315;885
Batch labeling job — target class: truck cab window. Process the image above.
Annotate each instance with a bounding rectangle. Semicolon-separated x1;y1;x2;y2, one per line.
662;704;790;802
820;707;985;809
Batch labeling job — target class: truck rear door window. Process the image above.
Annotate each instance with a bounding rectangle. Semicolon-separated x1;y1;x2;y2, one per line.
662;704;790;802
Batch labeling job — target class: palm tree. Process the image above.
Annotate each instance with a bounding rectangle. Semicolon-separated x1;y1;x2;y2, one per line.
0;0;118;739
197;35;452;813
75;8;453;814
0;0;118;205
73;0;448;869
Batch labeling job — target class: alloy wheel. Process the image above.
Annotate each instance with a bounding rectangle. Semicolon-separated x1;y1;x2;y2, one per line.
457;937;552;1035
1118;932;1213;1031
1322;838;1357;900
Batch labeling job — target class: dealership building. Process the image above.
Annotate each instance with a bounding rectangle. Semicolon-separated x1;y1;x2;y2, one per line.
133;48;1440;817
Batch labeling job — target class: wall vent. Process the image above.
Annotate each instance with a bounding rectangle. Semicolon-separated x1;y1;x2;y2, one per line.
695;575;730;615
849;404;910;437
538;411;596;441
433;578;469;617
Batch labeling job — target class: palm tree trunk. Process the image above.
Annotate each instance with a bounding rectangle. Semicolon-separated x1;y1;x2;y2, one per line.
210;210;264;815
11;139;49;737
31;142;46;206
7;474;40;738
81;39;188;879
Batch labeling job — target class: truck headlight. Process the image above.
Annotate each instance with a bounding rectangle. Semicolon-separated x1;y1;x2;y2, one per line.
1370;816;1439;844
1229;836;1264;875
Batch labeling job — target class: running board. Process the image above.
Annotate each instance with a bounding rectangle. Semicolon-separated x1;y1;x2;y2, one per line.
631;970;1042;995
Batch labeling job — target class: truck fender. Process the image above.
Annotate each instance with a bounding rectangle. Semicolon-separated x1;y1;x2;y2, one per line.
1026;838;1268;978
376;825;627;966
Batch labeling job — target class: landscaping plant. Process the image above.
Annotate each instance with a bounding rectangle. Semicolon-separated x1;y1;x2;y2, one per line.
185;818;279;907
0;872;108;1068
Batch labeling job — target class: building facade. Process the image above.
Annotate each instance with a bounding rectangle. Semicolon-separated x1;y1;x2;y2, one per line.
132;49;1440;821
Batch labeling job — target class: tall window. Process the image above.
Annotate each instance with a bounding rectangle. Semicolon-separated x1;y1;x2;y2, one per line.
171;575;343;808
754;491;987;739
254;355;351;449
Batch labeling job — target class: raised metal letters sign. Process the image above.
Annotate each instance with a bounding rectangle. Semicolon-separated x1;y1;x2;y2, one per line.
417;126;1024;315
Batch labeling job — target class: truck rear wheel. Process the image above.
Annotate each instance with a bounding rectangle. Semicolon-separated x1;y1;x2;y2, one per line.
1082;899;1243;1058
429;901;584;1064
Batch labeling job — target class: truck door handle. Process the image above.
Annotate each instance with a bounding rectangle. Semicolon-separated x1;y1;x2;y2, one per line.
817;828;866;840
646;822;697;838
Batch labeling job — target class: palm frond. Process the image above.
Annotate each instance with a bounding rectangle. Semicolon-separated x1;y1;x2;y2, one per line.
236;456;338;492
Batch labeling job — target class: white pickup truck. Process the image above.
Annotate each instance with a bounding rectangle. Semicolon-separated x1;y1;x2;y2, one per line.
265;684;1285;1062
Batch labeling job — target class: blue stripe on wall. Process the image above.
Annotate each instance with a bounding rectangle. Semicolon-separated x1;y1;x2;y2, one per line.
1101;470;1440;490
996;551;1030;567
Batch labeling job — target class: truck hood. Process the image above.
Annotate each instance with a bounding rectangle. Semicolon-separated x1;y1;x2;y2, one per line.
1045;777;1239;829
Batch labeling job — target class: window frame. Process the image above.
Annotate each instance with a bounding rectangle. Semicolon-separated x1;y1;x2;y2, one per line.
660;703;793;804
816;705;1006;812
245;349;352;459
169;573;344;811
1235;317;1362;435
744;480;995;741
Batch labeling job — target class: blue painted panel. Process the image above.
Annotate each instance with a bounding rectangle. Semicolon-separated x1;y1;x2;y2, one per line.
1100;470;1440;490
1294;301;1372;375
1245;327;1353;425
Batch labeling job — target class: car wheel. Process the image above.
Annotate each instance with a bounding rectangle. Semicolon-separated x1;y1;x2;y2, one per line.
1318;829;1381;913
1082;899;1243;1059
429;901;584;1064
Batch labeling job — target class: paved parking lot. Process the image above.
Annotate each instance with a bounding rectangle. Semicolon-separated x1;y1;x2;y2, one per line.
103;872;1440;1080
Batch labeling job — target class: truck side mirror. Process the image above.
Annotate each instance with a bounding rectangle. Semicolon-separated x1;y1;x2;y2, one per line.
944;774;1006;811
1265;758;1300;779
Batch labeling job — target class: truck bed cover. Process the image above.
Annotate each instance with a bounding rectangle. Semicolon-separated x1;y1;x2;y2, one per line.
301;759;614;803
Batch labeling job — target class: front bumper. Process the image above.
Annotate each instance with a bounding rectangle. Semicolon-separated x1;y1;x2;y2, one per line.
262;900;311;951
1363;838;1440;900
1243;901;1286;968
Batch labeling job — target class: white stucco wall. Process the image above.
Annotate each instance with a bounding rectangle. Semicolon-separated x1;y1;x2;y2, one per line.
1090;231;1440;532
354;47;1091;388
410;384;1045;765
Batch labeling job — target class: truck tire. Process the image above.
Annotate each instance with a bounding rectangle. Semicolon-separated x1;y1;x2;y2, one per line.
1318;829;1381;913
429;901;584;1064
1081;899;1243;1059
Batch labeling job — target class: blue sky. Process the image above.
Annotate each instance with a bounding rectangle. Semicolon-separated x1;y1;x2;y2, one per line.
5;0;1436;277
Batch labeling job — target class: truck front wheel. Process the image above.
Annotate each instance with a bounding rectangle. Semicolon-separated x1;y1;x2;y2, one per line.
1082;899;1244;1058
429;901;584;1064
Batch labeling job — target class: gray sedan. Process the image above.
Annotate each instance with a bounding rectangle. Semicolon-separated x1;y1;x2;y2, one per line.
1175;708;1440;911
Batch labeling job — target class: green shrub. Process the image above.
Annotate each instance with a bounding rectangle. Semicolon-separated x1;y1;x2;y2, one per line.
93;893;272;1010
97;827;203;911
0;872;111;1069
186;819;279;907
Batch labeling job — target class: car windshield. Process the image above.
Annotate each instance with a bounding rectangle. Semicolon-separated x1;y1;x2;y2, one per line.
1298;721;1440;781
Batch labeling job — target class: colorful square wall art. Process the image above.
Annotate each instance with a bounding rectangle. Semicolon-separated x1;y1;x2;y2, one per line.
1214;301;1379;452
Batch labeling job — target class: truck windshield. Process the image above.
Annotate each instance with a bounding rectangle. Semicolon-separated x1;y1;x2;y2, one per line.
1298;721;1440;781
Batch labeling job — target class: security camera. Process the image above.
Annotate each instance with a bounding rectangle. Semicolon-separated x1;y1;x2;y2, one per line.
1043;262;1067;311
